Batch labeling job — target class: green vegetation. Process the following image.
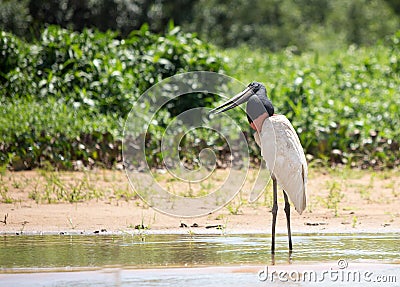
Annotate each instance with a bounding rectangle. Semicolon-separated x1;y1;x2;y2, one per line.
0;169;138;204
226;191;245;215
1;26;400;169
0;25;226;169
191;0;399;51
225;34;400;168
0;186;13;203
352;215;358;228
1;0;399;51
318;181;345;217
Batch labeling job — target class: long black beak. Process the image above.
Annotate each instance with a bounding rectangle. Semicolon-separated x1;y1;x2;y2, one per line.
210;86;254;114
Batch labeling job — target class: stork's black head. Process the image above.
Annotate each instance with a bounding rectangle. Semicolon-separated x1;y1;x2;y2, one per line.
245;82;274;123
247;82;263;94
210;81;274;121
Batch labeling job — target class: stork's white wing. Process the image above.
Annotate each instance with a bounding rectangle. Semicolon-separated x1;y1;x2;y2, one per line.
253;131;261;148
258;115;307;214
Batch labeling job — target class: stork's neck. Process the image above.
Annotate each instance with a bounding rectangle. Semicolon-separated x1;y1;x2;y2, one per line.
251;113;269;133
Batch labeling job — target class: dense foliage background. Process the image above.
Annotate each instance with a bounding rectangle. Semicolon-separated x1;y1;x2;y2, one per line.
0;25;227;169
225;37;400;169
1;0;400;51
0;0;399;170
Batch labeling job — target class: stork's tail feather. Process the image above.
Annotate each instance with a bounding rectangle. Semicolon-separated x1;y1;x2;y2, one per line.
297;165;307;215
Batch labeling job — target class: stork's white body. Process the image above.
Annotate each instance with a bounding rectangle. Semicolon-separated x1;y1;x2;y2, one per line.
254;115;307;214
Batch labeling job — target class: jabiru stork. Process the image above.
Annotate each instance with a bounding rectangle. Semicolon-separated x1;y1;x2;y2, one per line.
211;82;307;253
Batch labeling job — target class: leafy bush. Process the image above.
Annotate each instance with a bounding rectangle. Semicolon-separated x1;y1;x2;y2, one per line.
0;97;120;170
0;31;24;80
2;25;226;116
0;25;227;169
224;33;400;168
1;25;399;170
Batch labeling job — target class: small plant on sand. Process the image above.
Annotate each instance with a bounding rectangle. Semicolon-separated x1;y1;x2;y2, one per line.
40;172;63;203
11;179;21;189
0;164;7;181
114;185;137;201
67;217;78;229
263;184;273;209
66;180;86;203
226;203;241;215
357;185;371;202
200;180;214;193
384;180;398;198
352;215;358;228
219;218;229;236
29;182;41;203
226;194;244;215
320;181;344;217
358;175;374;202
306;198;315;213
0;186;14;203
187;228;195;237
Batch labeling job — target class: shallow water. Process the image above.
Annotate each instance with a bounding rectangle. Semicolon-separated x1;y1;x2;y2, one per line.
0;233;399;286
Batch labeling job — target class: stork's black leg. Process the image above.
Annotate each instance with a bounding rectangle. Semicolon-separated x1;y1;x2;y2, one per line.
283;191;293;252
271;177;278;254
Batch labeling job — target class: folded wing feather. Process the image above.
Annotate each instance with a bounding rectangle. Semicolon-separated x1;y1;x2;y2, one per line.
256;115;307;214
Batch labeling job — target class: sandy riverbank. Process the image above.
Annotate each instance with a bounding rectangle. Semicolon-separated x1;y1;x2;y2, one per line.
0;168;399;234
